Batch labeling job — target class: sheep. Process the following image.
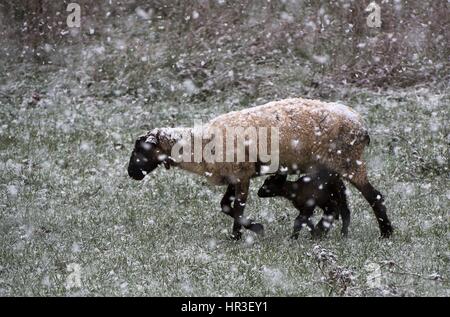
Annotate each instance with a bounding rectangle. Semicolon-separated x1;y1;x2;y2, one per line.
257;169;351;238
128;97;392;239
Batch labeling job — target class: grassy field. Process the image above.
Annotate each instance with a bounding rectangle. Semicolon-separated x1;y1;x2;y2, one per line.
0;10;449;296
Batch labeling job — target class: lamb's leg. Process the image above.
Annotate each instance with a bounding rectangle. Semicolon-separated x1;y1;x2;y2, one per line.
315;178;349;237
230;180;264;240
315;204;337;237
345;164;392;238
291;206;315;239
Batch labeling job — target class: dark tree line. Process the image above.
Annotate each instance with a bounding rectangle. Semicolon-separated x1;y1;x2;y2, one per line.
1;0;448;88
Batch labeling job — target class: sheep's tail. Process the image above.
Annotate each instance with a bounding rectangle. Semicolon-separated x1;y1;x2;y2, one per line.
349;128;370;147
363;130;370;146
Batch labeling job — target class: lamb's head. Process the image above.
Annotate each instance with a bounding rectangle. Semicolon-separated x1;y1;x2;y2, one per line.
257;174;287;197
128;132;167;180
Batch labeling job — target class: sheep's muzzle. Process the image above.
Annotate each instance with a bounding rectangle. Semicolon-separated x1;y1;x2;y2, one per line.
127;145;161;180
128;158;146;180
127;152;150;180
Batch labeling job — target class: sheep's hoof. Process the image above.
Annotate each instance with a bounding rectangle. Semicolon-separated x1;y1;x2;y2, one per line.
230;231;242;241
311;229;325;239
248;223;264;236
380;225;393;239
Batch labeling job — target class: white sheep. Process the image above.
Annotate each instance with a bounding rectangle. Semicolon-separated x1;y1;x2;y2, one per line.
128;98;393;239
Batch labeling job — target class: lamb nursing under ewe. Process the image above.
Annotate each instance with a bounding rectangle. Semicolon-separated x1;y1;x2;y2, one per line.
257;169;351;238
127;97;393;239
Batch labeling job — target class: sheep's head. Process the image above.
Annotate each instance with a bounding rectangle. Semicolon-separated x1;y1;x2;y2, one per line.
128;133;167;180
257;174;287;197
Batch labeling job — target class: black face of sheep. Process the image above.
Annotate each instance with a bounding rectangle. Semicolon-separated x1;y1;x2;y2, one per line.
257;174;288;197
127;137;162;180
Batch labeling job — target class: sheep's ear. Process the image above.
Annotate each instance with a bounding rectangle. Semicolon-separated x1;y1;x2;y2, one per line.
134;136;146;149
145;128;160;145
145;134;158;145
135;136;154;153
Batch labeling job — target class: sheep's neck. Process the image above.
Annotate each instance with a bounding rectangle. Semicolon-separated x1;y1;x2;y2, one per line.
157;128;207;174
157;127;191;158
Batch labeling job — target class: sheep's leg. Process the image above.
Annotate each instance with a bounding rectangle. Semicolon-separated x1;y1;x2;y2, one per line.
220;184;241;239
220;184;235;215
356;182;392;238
345;163;393;238
337;182;351;237
291;207;315;239
231;181;248;240
339;203;351;237
230;180;264;240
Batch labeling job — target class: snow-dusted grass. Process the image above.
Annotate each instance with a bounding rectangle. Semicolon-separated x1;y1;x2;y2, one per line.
0;56;448;296
0;16;450;296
